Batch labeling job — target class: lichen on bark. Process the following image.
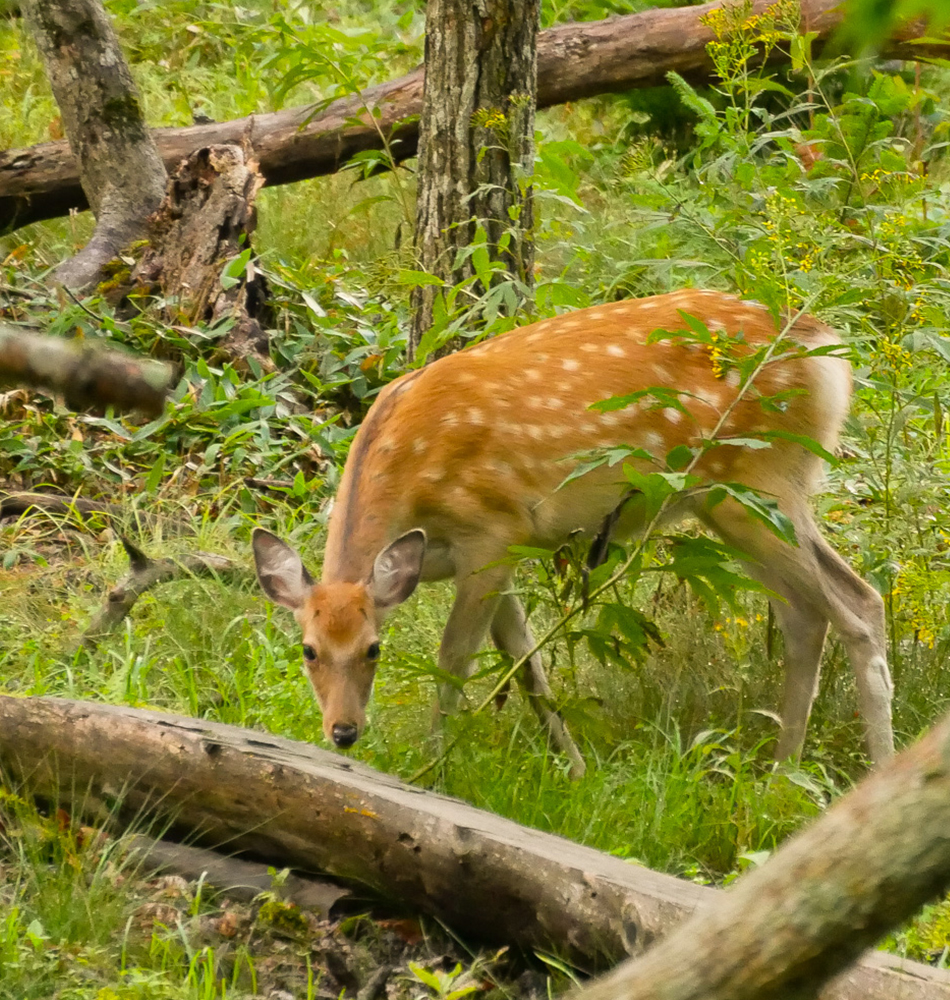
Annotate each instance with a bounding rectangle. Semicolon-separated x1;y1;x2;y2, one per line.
21;0;167;289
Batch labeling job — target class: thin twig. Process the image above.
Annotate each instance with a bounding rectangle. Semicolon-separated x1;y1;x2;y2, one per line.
81;537;245;649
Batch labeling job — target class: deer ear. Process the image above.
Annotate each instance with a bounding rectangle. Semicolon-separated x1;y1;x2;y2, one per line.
252;529;315;611
368;530;426;610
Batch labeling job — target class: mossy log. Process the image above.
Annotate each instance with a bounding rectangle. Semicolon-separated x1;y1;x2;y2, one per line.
3;0;947;232
0;696;949;999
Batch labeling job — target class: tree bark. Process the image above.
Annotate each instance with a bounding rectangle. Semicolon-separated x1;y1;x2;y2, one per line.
0;323;174;415
409;0;539;356
3;0;945;234
1;695;949;1000
20;0;166;288
127;144;275;373
572;708;950;1000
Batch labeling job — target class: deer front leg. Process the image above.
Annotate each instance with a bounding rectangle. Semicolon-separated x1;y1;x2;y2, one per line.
491;592;587;779
433;569;507;724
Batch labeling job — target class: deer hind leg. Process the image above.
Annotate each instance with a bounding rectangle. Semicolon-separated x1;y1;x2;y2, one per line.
490;592;587;779
700;501;893;766
767;598;829;762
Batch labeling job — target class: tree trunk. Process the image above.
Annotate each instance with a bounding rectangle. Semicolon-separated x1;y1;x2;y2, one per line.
6;0;939;235
1;695;949;1000
126;144;274;373
572;708;950;1000
409;0;539;357
20;0;166;289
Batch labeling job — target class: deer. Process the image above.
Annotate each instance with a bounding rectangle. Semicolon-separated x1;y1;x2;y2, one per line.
252;289;894;779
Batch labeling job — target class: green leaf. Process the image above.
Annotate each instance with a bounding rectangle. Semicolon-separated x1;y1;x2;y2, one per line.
706;483;798;544
715;437;773;450
752;429;837;464
397;269;445;288
409;963;445;993
145;453;165;493
665;444;695;470
221;248;253;290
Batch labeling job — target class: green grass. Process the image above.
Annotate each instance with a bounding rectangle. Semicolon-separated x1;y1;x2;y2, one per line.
0;511;882;879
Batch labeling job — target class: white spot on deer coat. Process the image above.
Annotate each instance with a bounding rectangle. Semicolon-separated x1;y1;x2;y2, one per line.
562;358;581;371
606;344;626;358
644;430;665;453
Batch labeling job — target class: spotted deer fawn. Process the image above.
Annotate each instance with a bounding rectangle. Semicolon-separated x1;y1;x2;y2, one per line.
253;289;894;777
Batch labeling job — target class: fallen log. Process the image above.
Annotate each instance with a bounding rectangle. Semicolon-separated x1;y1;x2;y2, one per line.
570;708;950;1000
2;0;946;232
125;833;350;913
0;696;948;1000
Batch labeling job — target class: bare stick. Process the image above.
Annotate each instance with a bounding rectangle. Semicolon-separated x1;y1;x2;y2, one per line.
81;537;243;649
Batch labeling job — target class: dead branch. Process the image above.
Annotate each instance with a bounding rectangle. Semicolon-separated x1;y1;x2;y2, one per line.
0;324;175;416
0;491;123;522
0;491;203;543
81;537;244;649
125;833;350;914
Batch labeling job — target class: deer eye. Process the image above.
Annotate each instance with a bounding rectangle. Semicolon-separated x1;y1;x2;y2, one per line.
367;641;381;661
302;644;317;662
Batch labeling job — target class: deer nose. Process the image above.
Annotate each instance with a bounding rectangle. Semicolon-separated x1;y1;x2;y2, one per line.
331;723;359;749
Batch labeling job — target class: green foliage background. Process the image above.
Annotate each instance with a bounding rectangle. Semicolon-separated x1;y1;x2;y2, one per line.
2;0;950;994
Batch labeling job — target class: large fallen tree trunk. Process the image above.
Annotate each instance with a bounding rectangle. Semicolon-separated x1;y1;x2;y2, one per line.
2;0;946;232
1;696;949;1000
570;708;950;1000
